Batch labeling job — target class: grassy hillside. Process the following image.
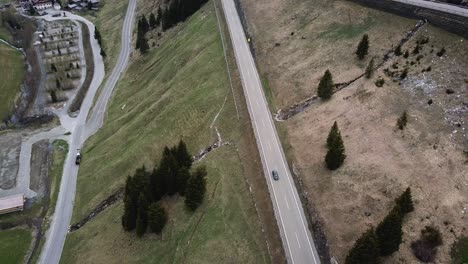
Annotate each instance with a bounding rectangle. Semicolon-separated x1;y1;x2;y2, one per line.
0;43;23;121
0;228;32;264
84;0;129;70
62;2;269;263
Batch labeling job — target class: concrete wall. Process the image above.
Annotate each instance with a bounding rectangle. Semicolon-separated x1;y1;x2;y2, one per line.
348;0;468;39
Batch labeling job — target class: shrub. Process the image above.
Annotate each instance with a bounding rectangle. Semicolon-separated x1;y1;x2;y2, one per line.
375;78;385;87
403;50;409;58
436;47;446;57
400;67;409;79
411;226;443;263
397;111;408;130
395;45;402;56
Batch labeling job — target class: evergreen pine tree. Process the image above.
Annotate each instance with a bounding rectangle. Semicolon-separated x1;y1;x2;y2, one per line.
122;176;138;231
185;166;207;211
325;122;346;170
177;167;190;196
397;111;408;130
326;121;339;149
356;34;369;60
376;209;403;256
176;139;193;168
161;7;170;31
149;12;157;29
365;58;375;79
345;229;380;264
317;70;334;100
160;147;178;195
141;15;150;34
148;203;167;234
156;6;162;26
136;193;148;237
394;187;414;215
139;37;150;54
150;166;165;202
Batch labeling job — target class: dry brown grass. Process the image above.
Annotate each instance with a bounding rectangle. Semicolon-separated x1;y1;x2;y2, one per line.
239;0;468;262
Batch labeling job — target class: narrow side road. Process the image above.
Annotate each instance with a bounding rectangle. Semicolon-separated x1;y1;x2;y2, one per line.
38;0;137;263
220;0;320;263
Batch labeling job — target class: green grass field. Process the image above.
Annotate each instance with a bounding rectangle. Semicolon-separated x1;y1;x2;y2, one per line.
0;43;23;121
61;2;269;263
0;228;32;264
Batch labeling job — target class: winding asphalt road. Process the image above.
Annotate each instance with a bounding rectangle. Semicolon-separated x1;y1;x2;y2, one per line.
38;0;137;263
220;0;320;263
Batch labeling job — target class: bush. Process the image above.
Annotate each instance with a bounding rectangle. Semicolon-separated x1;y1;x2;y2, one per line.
411;226;443;263
375;78;385;87
436;47;446;57
397;111;408;130
400;67;409;79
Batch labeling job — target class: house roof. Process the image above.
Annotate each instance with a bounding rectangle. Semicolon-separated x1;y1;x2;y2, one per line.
0;194;24;212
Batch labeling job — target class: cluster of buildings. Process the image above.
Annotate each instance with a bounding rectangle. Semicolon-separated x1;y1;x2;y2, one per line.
18;0;100;11
67;0;100;11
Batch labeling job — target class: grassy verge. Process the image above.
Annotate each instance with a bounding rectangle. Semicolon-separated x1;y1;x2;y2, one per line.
61;2;269;263
0;43;23;121
46;140;68;221
0;228;32;264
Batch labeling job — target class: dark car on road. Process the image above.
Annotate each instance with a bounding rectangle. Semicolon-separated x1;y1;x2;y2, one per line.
272;170;279;181
75;150;81;165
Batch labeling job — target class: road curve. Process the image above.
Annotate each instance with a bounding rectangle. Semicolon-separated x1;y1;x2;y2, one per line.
220;0;320;263
38;0;137;263
393;0;468;17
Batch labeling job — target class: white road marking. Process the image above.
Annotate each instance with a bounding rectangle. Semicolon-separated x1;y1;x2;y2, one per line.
285;196;290;210
295;232;302;249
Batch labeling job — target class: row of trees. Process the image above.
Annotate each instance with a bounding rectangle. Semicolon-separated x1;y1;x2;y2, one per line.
135;0;208;54
94;26;106;57
136;15;152;53
160;0;208;31
122;140;207;236
345;188;415;264
316;34;372;100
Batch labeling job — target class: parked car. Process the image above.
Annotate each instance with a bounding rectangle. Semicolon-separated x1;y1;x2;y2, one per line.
272;170;279;181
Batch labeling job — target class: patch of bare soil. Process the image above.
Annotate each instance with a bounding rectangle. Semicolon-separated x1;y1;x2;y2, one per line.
289;28;467;264
240;0;416;108
0;132;21;189
30;139;51;199
239;0;467;262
